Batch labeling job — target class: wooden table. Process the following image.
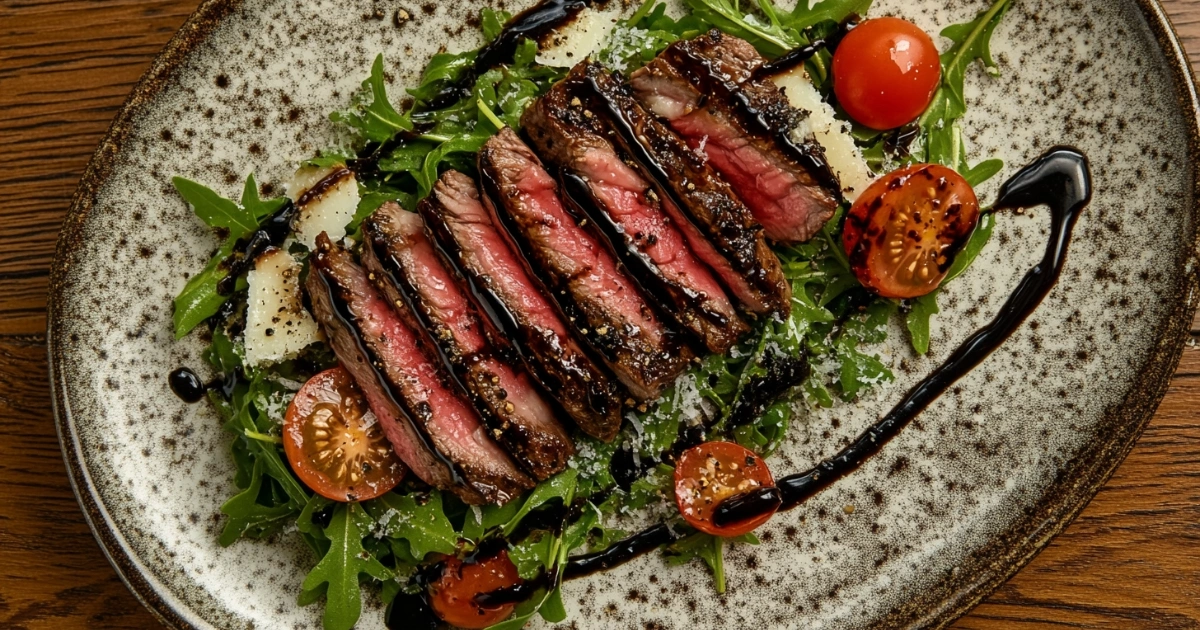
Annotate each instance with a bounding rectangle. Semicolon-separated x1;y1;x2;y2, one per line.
2;1;1198;628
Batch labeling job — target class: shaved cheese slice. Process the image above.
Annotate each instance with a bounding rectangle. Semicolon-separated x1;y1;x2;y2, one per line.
772;68;874;202
244;248;322;367
287;164;359;250
536;7;621;68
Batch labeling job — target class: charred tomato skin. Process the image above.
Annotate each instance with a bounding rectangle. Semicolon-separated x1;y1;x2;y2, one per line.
429;551;523;629
283;366;405;502
843;163;981;299
833;17;942;130
674;441;777;537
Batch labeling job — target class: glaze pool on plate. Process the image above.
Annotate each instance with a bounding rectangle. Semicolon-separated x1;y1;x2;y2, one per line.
49;0;1200;628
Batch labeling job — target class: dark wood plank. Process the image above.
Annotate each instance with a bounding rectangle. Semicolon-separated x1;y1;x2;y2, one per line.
0;1;1196;629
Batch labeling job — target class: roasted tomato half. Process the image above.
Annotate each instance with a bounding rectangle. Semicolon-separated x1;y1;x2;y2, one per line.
430;551;523;629
283;367;405;502
674;441;777;537
832;17;942;130
843;164;981;299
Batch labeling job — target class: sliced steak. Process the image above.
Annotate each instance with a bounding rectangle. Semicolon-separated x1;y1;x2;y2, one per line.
523;67;750;354
572;61;791;316
306;232;533;505
420;170;625;441
478;128;693;400
630;30;840;244
362;203;573;480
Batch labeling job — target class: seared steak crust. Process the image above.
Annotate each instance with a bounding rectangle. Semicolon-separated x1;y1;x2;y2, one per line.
362;203;573;480
421;170;625;441
572;61;791;317
522;66;750;354
307;233;533;505
478;128;693;400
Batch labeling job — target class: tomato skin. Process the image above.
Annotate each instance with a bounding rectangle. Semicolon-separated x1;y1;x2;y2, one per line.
674;442;777;537
430;551;523;629
833;17;942;130
283;367;405;502
843;163;981;299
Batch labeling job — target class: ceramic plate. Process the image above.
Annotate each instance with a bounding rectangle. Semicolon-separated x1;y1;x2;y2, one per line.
49;0;1200;628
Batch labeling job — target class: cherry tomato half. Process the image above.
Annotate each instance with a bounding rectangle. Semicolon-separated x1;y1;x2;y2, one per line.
843;163;981;299
430;551;523;629
674;441;777;537
833;17;942;130
283;367;406;502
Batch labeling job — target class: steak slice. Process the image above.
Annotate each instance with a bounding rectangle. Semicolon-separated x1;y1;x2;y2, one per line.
421;170;625;441
522;66;750;355
306;232;533;505
362;203;573;480
478;127;693;400
630;30;840;244
572;61;791;317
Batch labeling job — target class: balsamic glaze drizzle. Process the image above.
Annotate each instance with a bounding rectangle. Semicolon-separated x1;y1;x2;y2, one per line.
418;204;529;368
666;42;842;199
712;486;783;528
754;39;827;78
167;368;207;403
477;158;608;362
424;0;595;110
558;167;730;332
753;14;860;78
364;230;488;426
313;262;472;488
168;367;240;403
215;199;298;296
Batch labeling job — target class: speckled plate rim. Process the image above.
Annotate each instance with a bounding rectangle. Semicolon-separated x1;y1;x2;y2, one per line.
47;1;1200;628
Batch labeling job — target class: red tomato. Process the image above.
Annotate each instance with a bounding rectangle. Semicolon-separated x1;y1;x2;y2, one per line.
283;367;405;502
833;17;942;130
843;163;981;299
674;442;777;537
430;551;523;629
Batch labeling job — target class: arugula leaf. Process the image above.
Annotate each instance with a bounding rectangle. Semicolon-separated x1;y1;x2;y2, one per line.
407;50;477;103
733;397;792;456
920;0;1011;131
171;175;289;338
664;531;759;594
945;212;996;284
331;54;413;143
623;463;675;511
481;8;513;41
364;491;458;559
298;494;334;557
681;0;798;57
301;503;393;630
920;0;1011;176
173;176;256;235
539;587;568;623
462;498;522;541
905;292;940;355
784;0;872;32
218;458;299;546
487;479;578;629
501;468;578;537
305;149;356;169
173;238;240;339
240;173;288;221
509;530;555;580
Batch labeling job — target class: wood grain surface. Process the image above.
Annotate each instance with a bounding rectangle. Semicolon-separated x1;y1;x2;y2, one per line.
1;1;1198;628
